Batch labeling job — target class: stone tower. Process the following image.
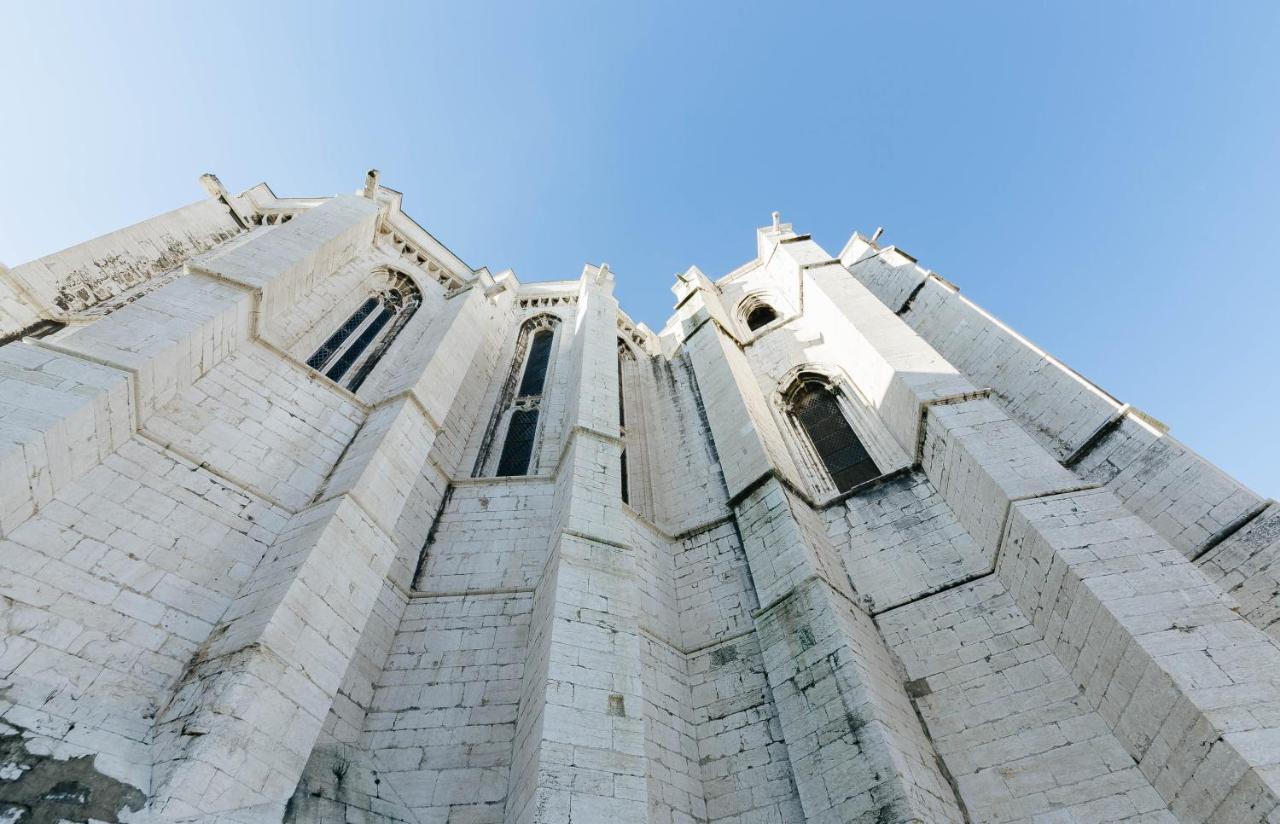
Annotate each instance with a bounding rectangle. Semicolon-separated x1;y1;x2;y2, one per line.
0;175;1277;824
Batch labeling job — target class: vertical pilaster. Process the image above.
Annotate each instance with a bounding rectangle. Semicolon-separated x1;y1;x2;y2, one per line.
506;266;649;823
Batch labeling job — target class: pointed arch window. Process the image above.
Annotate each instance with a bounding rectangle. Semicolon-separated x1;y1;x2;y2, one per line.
785;377;879;494
475;315;561;477
307;269;421;392
618;338;631;504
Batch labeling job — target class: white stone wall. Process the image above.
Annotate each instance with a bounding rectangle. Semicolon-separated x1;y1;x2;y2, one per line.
826;469;987;613
419;479;555;593
366;591;532;822
1;185;1274;824
687;633;805;823
880;576;1175;823
0;435;288;793
844;244;1270;566
4;196;241;325
637;351;729;535
144;341;364;510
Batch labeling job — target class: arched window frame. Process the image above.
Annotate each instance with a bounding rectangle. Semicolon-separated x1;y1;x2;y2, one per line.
775;366;909;501
474;313;562;477
306;267;422;393
737;291;787;339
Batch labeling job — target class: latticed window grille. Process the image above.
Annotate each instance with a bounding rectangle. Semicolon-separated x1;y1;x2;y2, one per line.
476;315;561;477
306;271;421;392
307;297;377;371
790;381;878;493
325;306;391;381
518;330;554;396
618;339;630;502
496;408;540;477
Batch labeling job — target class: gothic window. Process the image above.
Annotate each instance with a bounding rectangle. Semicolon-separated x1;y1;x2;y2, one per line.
618;339;629;503
739;293;784;335
745;304;778;331
519;330;554;396
307;270;421;392
496;408;540;476
615;336;654;512
786;378;879;494
475;315;561;477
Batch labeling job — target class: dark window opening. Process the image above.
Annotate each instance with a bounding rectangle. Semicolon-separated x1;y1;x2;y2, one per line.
306;273;422;392
617;351;626;427
620;449;629;504
497;408;539;476
792;382;878;493
746;304;778;331
518;330;554;396
480;318;559;478
308;297;378;370
325;306;391;382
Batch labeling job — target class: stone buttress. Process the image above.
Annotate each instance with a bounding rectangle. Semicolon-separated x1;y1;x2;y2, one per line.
0;175;1277;823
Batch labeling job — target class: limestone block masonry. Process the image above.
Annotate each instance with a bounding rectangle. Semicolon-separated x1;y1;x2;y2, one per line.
0;176;1275;824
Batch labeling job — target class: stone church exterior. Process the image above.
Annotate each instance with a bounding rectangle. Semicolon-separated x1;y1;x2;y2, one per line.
1;173;1278;824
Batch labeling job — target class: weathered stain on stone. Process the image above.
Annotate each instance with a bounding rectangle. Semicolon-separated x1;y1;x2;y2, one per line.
0;732;144;824
52;228;240;315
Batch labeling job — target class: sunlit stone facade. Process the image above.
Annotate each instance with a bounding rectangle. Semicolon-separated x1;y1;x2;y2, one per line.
1;173;1278;823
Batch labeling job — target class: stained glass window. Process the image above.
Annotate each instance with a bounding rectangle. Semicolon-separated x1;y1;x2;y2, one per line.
791;382;878;492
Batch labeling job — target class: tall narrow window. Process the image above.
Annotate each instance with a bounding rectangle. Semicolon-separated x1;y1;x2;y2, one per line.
788;379;878;493
475;315;561;477
618;340;629;503
519;330;554;396
307;270;421;392
496;408;540;477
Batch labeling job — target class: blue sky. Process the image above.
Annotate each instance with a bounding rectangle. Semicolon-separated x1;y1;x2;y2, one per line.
2;2;1277;496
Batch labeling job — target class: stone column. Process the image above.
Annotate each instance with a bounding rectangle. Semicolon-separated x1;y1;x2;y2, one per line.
505;265;650;824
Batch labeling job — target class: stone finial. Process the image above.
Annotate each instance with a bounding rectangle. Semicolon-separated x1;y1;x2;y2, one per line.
772;211;781;231
364;170;381;199
199;173;228;200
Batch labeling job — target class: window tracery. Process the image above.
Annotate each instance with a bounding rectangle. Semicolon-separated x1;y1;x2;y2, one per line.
306;269;421;392
782;372;880;496
474;314;561;477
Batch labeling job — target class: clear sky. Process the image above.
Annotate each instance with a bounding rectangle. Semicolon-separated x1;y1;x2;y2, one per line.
2;2;1277;497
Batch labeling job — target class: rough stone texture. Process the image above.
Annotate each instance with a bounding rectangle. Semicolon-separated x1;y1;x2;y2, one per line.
881;576;1175;823
0;179;1273;823
1197;502;1280;644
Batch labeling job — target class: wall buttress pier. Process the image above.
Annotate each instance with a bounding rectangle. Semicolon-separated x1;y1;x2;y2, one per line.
0;176;1276;823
